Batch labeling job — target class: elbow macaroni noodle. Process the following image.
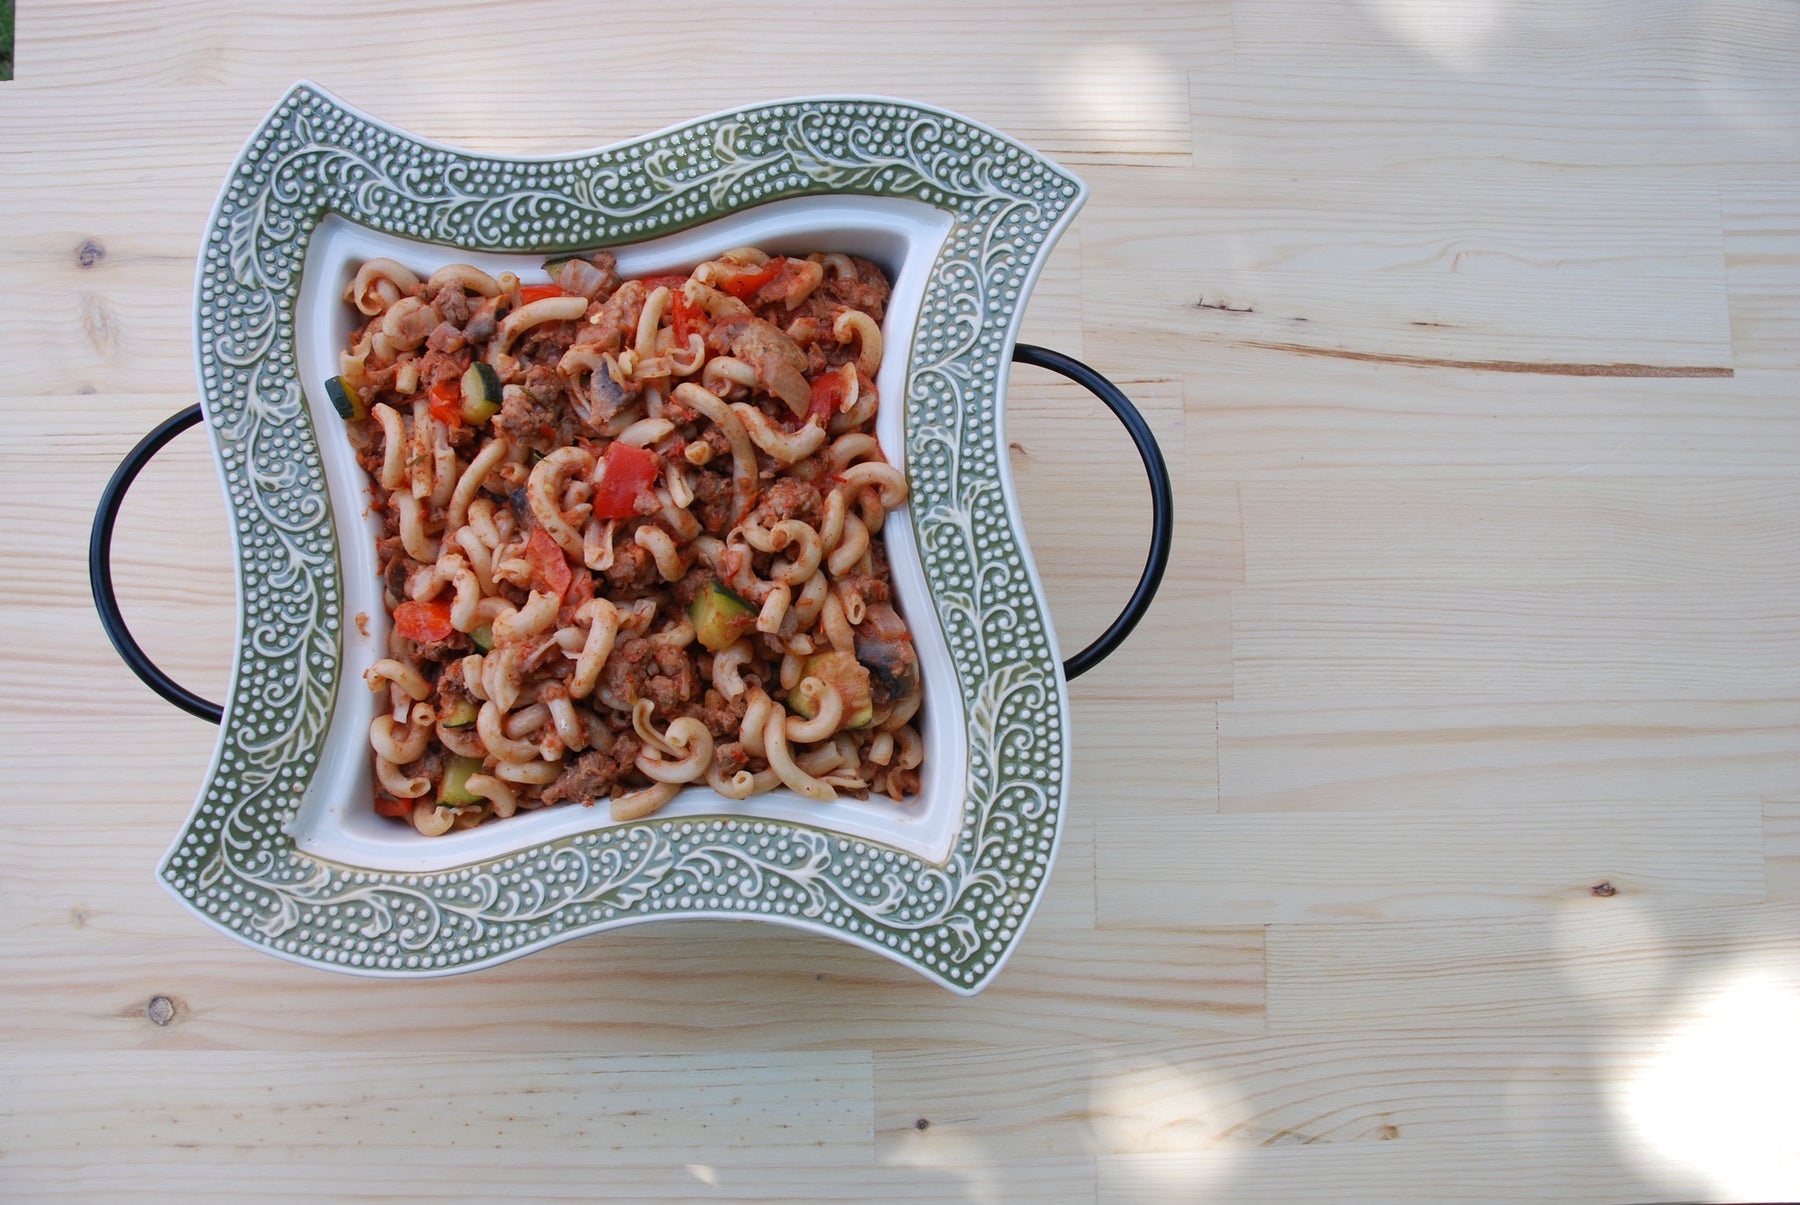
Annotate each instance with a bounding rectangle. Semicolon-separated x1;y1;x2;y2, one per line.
338;249;925;833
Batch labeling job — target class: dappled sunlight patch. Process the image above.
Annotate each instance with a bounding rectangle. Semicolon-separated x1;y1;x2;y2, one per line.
1618;968;1800;1199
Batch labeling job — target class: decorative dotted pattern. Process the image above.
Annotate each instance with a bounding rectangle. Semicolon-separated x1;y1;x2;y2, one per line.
166;87;1079;993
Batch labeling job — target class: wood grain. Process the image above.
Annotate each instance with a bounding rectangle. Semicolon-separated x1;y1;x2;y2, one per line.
1239;477;1800;591
880;1025;1701;1155
1098;1137;1706;1205
1188;354;1800;480
6;1159;1103;1205
1232;0;1799;69
11;3;1229;164
1008;373;1239;701
1190;48;1800;181
7;0;1800;1199
1266;901;1800;1032
2;1050;878;1165
1230;584;1800;703
1080;163;1735;378
1217;698;1800;811
1098;801;1767;926
1723;182;1800;369
1765;798;1800;902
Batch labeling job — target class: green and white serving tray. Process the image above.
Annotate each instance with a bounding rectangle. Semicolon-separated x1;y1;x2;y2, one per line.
89;84;1171;994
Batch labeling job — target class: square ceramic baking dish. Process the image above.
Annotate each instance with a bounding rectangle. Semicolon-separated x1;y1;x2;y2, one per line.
90;85;1170;994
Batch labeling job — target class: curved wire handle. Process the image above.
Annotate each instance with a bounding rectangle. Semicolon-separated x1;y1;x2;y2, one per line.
1011;344;1175;681
89;404;224;723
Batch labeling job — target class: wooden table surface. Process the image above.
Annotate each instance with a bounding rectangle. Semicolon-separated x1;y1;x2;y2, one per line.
4;2;1799;1201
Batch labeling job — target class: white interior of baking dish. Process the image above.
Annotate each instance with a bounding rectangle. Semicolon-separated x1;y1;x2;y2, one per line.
289;195;968;871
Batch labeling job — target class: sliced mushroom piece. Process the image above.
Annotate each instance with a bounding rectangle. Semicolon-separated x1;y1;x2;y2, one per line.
714;316;812;418
853;602;920;705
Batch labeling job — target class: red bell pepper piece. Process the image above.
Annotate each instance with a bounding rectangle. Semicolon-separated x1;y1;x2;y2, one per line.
808;368;849;427
428;379;463;427
671;289;702;345
374;795;414;818
717;258;784;300
591;441;659;519
525;527;573;596
517;283;565;304
392;599;455;644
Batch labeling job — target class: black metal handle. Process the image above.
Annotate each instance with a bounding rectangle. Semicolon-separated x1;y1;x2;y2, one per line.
1011;344;1174;682
89;404;225;724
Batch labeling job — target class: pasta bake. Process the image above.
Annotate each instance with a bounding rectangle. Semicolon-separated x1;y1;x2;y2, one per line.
333;248;923;835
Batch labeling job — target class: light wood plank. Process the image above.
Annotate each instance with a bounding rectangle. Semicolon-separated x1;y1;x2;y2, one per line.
0;259;207;397
1006;374;1238;698
1074;696;1219;818
0;919;1265;1053
2;608;232;729
1004;368;1231;707
1097;801;1765;927
5;2;1230;162
1007;378;1213;649
1079;164;1733;379
1232;0;1800;82
7;405;232;611
1240;477;1800;592
890;1015;1800;1201
1187;354;1800;480
878;1025;1712;1158
1766;798;1800;902
1723;181;1800;370
1189;60;1800;181
1074;588;1234;702
1082;163;1728;281
1006;376;1191;501
1218;699;1800;811
6;718;218;802
1010;375;1237;591
4;396;238;716
0;404;230;781
1231;585;1800;704
0;1050;875;1166
1035;810;1096;932
3;1157;1099;1205
1098;1136;1707;1205
1266;902;1800;1033
5;395;226;568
